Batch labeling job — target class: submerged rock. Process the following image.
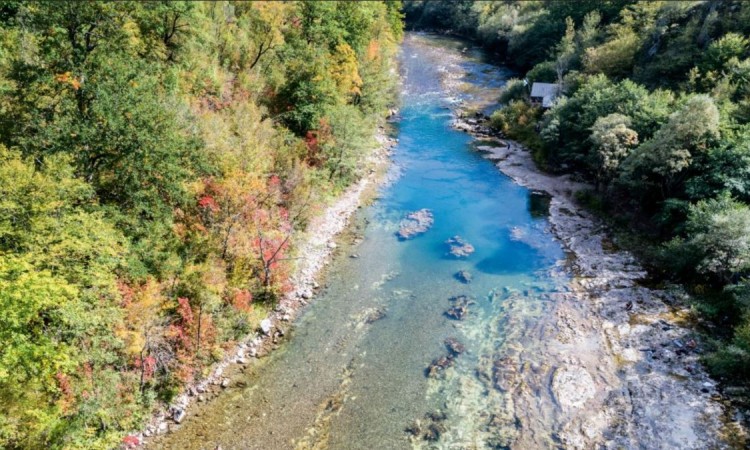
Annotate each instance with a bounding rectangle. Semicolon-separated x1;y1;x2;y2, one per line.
491;356;518;392
364;307;387;324
423;422;446;441
406;410;449;443
405;420;422;437
445;305;467;320
455;269;472;283
397;209;434;240
445;235;475;258
426;355;455;378
444;337;466;356
445;295;474;320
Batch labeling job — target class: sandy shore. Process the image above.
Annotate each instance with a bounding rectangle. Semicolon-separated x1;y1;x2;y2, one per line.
137;127;396;444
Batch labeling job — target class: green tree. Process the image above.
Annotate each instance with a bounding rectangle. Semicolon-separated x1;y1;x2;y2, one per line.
702;32;749;74
589;113;638;189
541;75;673;170
669;194;750;284
554;17;576;87
0;147;128;448
623;94;720;198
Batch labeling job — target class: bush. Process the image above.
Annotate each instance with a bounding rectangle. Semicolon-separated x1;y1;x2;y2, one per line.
526;61;557;84
498;78;529;104
490;100;545;162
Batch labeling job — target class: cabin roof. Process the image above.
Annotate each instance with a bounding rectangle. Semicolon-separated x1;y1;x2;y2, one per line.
530;82;560;108
530;82;559;97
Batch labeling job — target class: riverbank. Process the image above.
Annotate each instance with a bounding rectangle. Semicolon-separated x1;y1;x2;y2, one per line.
446;115;745;446
137;126;397;445
479;136;739;447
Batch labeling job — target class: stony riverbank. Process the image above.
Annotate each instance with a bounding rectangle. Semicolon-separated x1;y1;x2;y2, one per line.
473;136;741;448
136;127;397;445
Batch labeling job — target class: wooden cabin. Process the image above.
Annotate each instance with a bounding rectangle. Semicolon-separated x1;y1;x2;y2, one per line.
530;82;560;108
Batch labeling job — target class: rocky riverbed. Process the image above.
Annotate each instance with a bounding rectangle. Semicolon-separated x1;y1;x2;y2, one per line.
474;137;740;448
446;73;746;450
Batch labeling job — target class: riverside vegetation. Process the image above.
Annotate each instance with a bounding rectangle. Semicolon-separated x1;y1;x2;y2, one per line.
405;0;750;387
0;2;402;448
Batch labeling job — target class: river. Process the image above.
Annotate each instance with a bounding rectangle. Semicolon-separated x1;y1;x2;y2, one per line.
147;33;733;450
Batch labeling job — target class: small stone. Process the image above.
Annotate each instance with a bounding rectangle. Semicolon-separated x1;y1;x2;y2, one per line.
455;270;472;283
220;378;230;389
260;319;273;335
365;307;387;324
172;408;186;424
158;422;169;435
444;337;465;356
327;241;337;249
350;253;360;259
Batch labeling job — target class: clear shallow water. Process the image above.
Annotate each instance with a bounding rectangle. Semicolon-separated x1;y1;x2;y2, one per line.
152;33;566;450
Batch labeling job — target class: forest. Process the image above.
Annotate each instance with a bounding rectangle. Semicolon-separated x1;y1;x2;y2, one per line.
0;1;402;448
405;0;750;384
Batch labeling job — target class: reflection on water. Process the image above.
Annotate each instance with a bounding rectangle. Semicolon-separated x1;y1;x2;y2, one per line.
151;33;566;450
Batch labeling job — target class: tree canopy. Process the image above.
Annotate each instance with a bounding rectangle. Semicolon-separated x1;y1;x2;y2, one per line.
0;2;402;447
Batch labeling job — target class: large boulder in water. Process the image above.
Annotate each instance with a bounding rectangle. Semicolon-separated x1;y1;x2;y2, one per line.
445;235;475;258
397;209;434;240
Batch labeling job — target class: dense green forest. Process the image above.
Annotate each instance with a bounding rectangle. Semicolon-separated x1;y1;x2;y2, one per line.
0;1;402;448
406;0;750;383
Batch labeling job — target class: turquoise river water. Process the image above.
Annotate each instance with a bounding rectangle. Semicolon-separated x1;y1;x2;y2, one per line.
152;33;570;450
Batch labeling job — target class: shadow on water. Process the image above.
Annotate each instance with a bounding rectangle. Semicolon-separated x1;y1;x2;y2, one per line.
528;190;552;219
474;238;544;275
